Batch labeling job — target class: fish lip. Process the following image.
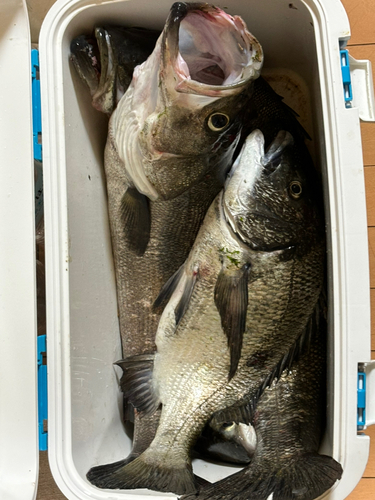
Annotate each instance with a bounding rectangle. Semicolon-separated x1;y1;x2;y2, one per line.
162;2;263;96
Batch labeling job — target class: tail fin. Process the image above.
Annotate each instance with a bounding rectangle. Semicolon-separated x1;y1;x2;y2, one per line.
87;453;197;495
180;452;342;500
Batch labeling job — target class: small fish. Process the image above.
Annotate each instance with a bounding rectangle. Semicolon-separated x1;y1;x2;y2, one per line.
85;1;263;480
87;128;325;494
181;299;343;500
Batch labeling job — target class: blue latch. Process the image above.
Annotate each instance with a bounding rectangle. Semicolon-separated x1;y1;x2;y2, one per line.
340;49;353;108
31;50;42;162
357;371;366;429
37;335;48;450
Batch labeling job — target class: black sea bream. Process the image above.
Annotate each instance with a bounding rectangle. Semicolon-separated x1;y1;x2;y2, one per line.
88;129;325;494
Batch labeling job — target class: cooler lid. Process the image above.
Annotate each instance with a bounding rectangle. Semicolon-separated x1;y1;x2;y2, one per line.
0;1;38;499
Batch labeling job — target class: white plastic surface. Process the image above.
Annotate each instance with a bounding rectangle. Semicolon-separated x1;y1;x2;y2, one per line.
40;0;373;499
0;1;38;500
349;55;375;122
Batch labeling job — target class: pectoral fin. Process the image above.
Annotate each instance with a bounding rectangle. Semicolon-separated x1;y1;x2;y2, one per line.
214;264;250;381
120;187;151;256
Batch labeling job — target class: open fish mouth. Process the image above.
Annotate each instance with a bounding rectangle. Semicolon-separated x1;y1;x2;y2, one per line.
163;2;263;95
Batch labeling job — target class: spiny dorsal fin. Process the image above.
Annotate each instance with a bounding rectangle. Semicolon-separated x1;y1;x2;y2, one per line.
120;187;151;256
115;353;159;414
214;263;250;381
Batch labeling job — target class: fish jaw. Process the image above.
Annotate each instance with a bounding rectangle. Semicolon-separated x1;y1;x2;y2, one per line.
162;2;263;95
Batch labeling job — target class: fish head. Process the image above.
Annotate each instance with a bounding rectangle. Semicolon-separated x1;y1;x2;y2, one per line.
223;129;324;251
125;2;263;200
70;26;160;114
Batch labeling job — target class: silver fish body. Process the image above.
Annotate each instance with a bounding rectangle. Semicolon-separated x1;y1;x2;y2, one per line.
87;1;263;482
91;129;325;494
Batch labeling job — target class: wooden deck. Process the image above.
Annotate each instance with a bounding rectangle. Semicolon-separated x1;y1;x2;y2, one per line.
31;0;375;498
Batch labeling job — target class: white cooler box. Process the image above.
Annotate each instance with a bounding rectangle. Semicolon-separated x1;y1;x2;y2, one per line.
1;0;375;499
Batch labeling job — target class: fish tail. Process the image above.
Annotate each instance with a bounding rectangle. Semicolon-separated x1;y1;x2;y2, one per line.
87;452;197;495
180;452;343;500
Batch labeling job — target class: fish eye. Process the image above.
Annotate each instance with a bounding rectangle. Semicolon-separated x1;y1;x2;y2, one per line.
289;181;303;199
208;113;230;132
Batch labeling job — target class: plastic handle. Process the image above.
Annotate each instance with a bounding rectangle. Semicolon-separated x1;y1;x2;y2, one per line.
365;361;375;427
349;55;375;122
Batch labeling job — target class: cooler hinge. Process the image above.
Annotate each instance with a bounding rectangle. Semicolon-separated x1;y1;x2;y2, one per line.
358;361;375;430
340;49;353;108
357;368;366;429
37;335;48;450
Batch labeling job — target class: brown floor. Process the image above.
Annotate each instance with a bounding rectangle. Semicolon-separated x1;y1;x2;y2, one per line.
32;0;375;498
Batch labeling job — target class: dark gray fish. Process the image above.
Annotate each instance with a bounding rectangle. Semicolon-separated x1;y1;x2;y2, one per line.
244;76;311;146
85;1;263;484
181;300;343;500
86;129;325;495
70;26;160;114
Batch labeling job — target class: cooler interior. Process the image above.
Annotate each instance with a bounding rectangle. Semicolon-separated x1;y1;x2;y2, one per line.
57;0;339;493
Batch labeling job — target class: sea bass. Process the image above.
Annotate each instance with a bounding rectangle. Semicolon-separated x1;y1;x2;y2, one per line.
182;300;343;500
87;128;325;494
85;0;263;473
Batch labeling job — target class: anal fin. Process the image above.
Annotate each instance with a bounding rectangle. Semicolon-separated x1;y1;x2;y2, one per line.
115;354;159;414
